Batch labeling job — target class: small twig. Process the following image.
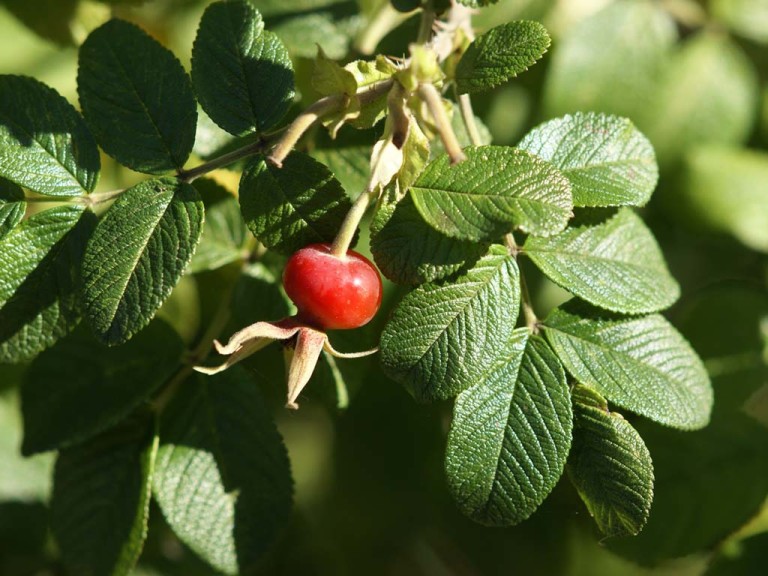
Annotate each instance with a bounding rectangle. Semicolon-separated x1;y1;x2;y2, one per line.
417;0;436;44
418;82;466;164
178;138;269;183
456;90;483;146
267;93;347;168
504;233;539;333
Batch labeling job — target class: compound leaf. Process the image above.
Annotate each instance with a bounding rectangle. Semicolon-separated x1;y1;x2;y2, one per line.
524;208;679;314
411;146;572;241
0;205;89;363
239;153;352;255
380;245;520;401
81;178;204;345
567;384;654;538
21;321;183;455
0;75;99;196
455;21;550;94
518;112;658;207
152;368;293;575
51;412;157;576
370;192;488;285
78;19;197;174
0;178;26;240
446;333;572;525
192;0;294;136
543;301;713;430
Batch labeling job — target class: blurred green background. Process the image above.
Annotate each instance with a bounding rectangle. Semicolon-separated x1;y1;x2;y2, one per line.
1;0;767;574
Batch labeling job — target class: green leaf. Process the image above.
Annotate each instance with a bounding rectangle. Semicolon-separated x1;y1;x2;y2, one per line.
445;332;572;526
544;0;676;120
81;178;204;345
455;21;550;94
0;178;25;240
543;302;713;430
456;0;499;7
52;412;157;576
642;32;758;165
524;208;679;314
192;0;294;136
152;369;293;575
239;153;352;254
518;112;658;207
0;75;100;196
677;147;768;253
609;406;768;564
311;146;370;194
380;245;520;401
21;320;183;455
0;205;89;363
78;19;197;174
411;146;572;241
189;179;249;273
711;0;768;45
313;48;357;96
370;192;488;285
567;384;654;538
272;12;352;60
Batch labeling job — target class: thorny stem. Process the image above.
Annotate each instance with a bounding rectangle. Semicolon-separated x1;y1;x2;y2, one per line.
505;233;539;333
456;90;483;146
418;82;466;164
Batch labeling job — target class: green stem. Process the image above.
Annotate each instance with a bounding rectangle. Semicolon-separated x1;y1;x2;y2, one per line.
267;93;347;168
418;83;466;164
330;188;375;258
417;0;435;44
178;137;268;183
356;2;410;55
505;233;539;333
456;90;483;146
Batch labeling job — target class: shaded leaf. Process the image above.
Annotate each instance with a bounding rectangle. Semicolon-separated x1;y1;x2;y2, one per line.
152;368;293;575
0;178;25;240
78;19;197;174
380;245;520;401
411;146;572;241
239;153;352;254
21;320;183;455
524;208;679;314
189;179;249;273
643;32;758;165
311;146;370;194
544;0;676;120
446;333;572;525
370;192;488;285
543;301;713;430
0;75;99;196
52;412;157;576
567;384;654;538
192;0;294;136
677;146;768;253
0;205;89;363
272;12;352;60
518;112;658;207
81;178;204;345
455;21;550;94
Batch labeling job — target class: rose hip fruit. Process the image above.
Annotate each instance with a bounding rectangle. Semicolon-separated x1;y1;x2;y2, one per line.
282;243;383;330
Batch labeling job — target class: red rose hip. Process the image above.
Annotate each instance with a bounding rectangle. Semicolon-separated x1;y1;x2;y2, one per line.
282;243;383;330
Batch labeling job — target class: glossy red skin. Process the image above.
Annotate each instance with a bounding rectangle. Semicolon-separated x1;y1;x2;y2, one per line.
282;243;383;330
